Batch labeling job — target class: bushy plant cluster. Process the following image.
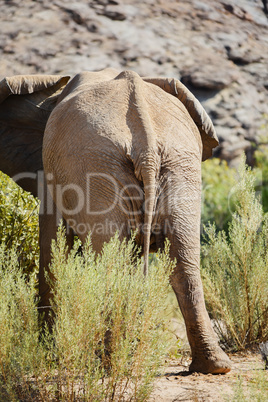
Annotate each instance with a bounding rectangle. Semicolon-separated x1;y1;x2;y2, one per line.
0;242;46;401
201;156;268;351
201;158;237;232
0;226;174;401
254;138;268;214
202;149;268;232
0;171;39;276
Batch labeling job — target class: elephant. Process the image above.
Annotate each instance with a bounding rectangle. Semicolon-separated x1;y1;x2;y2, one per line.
0;68;231;374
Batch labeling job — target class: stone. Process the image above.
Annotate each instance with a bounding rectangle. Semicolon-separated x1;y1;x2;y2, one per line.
181;58;239;90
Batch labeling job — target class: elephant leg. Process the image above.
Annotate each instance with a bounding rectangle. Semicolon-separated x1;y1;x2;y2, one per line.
160;176;231;374
38;192;74;325
169;246;231;373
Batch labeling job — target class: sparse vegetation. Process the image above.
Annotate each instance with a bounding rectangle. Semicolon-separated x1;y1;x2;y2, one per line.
201;156;268;351
254;128;268;214
201;158;237;232
0;225;174;401
228;371;268;402
0;242;45;401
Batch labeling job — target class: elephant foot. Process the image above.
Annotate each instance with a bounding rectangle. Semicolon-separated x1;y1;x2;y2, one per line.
189;348;231;374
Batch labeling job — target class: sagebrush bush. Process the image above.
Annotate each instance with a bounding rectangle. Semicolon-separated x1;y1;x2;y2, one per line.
47;226;174;401
254;131;268;213
0;171;39;276
201;158;237;232
0;243;45;401
201;156;268;351
0;226;175;401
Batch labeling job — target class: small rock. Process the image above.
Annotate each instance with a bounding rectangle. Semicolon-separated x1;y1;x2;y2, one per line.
221;2;253;21
98;5;127;20
259;342;268;369
219;139;252;165
226;43;263;65
181;56;239;90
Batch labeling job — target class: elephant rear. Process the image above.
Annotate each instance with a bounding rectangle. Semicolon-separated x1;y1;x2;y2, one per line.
1;69;231;374
43;69;216;268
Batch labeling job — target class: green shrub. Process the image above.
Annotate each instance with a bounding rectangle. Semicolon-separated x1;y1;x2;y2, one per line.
0;243;45;401
202;158;237;232
254;140;268;214
0;171;39;276
0;226;174;401
201;156;268;351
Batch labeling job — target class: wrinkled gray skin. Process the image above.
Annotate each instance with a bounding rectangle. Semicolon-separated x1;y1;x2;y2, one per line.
0;69;231;374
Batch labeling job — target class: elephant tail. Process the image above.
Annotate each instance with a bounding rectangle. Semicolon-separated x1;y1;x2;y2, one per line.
115;70;158;275
142;166;157;276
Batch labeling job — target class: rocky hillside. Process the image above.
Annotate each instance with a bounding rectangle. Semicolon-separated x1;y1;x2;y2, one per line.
1;0;267;165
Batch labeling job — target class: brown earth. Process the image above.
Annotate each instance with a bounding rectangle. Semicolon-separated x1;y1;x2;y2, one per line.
149;313;268;401
150;352;267;401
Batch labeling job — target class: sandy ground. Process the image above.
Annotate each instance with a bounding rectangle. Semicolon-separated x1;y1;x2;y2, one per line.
149;352;267;401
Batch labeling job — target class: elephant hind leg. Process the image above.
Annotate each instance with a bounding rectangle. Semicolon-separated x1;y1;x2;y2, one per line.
166;242;231;374
155;178;231;374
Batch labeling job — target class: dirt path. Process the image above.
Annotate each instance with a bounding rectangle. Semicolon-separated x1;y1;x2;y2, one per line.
149;352;267;401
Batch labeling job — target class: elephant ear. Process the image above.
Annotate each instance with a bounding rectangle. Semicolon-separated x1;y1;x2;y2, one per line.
0;74;70;130
143;77;219;161
0;74;70;195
